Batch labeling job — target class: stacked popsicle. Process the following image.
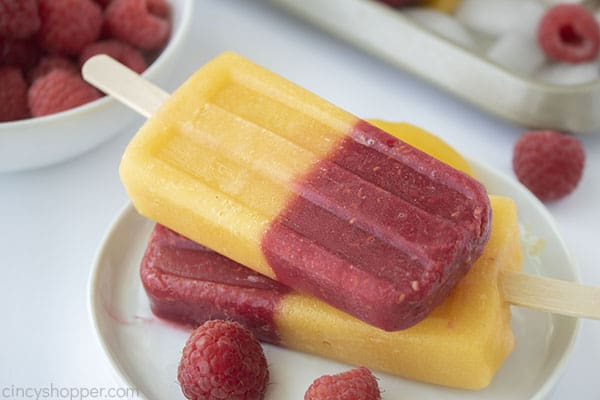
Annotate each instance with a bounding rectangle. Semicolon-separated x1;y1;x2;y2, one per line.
120;52;492;331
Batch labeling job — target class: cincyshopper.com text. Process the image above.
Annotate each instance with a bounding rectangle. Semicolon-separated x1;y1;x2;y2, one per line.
1;384;139;400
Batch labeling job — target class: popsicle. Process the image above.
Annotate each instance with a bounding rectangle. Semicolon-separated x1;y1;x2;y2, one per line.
141;195;520;390
116;52;492;331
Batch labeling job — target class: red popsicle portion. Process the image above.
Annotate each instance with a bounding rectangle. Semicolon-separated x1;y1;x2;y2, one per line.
141;224;289;343
261;120;491;331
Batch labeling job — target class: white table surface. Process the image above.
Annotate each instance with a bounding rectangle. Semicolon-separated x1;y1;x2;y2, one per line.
1;1;598;399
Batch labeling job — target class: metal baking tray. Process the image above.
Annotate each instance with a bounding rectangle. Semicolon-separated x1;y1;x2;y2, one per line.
270;0;600;133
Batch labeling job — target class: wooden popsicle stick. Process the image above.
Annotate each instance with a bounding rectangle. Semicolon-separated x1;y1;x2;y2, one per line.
81;55;169;118
502;270;600;319
81;55;600;321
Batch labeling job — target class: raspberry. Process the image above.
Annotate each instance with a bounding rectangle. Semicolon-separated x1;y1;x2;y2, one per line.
177;320;269;400
79;40;147;73
0;0;40;39
146;0;170;18
0;66;29;122
104;0;170;51
537;4;600;63
37;0;103;55
0;38;40;70
28;56;78;83
94;0;113;8
304;367;381;400
513;130;585;202
28;69;101;117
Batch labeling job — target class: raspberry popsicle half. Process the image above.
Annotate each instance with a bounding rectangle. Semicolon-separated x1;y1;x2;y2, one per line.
141;195;518;390
87;52;495;331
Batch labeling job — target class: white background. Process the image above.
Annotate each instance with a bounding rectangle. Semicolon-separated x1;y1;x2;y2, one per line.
1;0;598;399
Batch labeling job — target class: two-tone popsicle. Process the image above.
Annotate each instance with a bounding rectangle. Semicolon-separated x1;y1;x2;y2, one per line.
117;52;492;331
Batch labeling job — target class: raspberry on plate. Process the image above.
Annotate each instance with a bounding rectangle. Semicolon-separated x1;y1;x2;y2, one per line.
0;66;29;122
104;0;170;51
37;0;103;55
28;69;101;117
80;40;147;74
0;0;40;39
304;367;381;400
177;320;269;400
512;130;585;202
537;4;600;63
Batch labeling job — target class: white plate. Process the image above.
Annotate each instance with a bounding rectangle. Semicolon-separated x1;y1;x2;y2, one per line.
88;159;579;400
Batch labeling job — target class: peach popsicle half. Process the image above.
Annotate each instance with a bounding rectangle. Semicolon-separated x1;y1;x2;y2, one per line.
86;52;492;331
141;195;518;390
82;54;600;327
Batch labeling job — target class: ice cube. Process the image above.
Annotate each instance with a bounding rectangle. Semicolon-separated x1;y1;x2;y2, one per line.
456;0;545;38
404;8;476;48
537;0;585;6
537;62;599;85
487;32;546;74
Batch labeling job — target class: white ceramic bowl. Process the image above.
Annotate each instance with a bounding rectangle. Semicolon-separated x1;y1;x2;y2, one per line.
0;0;194;173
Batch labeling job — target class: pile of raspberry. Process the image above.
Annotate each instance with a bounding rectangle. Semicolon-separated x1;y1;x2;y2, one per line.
0;0;171;122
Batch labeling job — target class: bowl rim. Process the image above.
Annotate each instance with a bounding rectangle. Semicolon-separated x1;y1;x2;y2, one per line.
0;0;195;131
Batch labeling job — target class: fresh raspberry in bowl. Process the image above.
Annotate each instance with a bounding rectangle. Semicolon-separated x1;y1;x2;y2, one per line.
0;66;29;122
512;130;585;202
0;0;194;172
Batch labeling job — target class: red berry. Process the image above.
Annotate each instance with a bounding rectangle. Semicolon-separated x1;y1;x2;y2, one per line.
0;66;29;122
28;69;101;117
513;130;585;202
537;4;600;63
104;0;170;51
94;0;113;8
177;320;269;400
0;0;40;39
28;56;78;83
80;40;147;73
0;38;40;70
304;367;381;400
37;0;103;55
146;0;170;18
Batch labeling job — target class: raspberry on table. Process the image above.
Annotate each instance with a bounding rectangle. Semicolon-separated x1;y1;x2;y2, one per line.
304;367;381;400
104;0;170;51
0;66;29;122
28;56;78;83
512;130;585;202
28;69;101;117
37;0;103;55
537;4;600;63
177;320;269;400
80;40;147;74
0;0;40;39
